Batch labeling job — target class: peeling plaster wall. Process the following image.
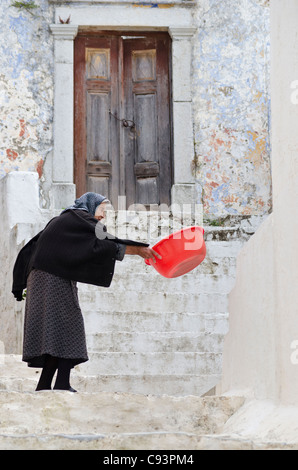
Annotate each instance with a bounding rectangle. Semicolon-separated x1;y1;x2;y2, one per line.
0;0;271;217
0;0;54;207
193;0;271;218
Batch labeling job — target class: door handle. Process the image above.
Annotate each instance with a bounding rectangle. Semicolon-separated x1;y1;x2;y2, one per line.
109;110;136;130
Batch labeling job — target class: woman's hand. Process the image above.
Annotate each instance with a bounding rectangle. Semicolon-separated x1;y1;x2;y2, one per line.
125;246;162;263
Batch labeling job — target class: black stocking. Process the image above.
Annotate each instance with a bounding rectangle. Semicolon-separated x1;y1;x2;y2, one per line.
36;355;58;391
53;358;77;392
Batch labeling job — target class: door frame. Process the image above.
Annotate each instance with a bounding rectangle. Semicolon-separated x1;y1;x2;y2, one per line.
50;18;196;210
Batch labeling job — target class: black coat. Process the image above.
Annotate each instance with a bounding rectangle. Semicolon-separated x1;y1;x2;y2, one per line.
12;209;148;301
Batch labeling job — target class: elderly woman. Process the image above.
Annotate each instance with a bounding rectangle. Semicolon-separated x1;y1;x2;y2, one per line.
12;193;159;392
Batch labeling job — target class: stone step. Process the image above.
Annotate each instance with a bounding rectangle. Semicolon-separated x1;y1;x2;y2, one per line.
204;240;243;258
0;383;292;450
0;355;222;396
73;373;221;397
0;372;220;397
108;272;236;295
0;389;244;447
79;290;228;315
110;253;236;277
118;239;242;259
0;355;215;395
0;355;39;378
75;352;223;376
86;332;224;353
83;311;229;335
0;432;295;451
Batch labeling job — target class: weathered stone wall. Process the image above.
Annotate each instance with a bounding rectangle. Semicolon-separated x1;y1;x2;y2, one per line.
0;0;271;218
193;0;271;218
0;0;54;207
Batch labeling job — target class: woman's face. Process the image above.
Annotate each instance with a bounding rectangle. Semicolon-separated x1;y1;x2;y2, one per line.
94;203;107;221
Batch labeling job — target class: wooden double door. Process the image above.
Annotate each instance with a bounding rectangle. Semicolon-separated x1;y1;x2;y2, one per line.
74;32;172;209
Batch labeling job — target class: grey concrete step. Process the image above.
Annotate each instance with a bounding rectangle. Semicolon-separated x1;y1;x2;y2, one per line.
109;272;236;294
86;331;225;353
0;386;293;450
72;373;221;397
0;355;220;396
110;253;237;277
79;290;228;315
76;352;223;376
0;354;222;396
83;311;229;335
0;432;295;450
0;372;220;397
0;388;245;450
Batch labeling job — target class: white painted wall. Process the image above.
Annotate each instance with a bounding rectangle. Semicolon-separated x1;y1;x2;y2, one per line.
219;214;277;399
270;0;298;405
220;0;298;407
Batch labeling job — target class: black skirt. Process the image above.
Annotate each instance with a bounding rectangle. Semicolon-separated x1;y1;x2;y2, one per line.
23;269;88;368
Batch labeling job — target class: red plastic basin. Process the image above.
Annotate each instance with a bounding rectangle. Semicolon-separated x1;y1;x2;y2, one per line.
145;226;206;278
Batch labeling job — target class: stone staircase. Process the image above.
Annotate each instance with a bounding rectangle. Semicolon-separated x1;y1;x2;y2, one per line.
0;355;243;450
7;210;246;398
1;356;296;450
1;216;296;450
74;221;243;397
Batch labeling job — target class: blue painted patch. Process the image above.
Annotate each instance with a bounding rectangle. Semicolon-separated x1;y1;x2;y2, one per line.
133;2;159;7
9;15;32;51
225;207;239;215
212;184;230;204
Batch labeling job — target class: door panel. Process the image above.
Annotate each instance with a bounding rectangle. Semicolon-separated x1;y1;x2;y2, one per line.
87;92;110;162
88;175;109;196
132;49;156;81
85;48;110;80
135;93;157;162
74;32;172;209
134;93;159;205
